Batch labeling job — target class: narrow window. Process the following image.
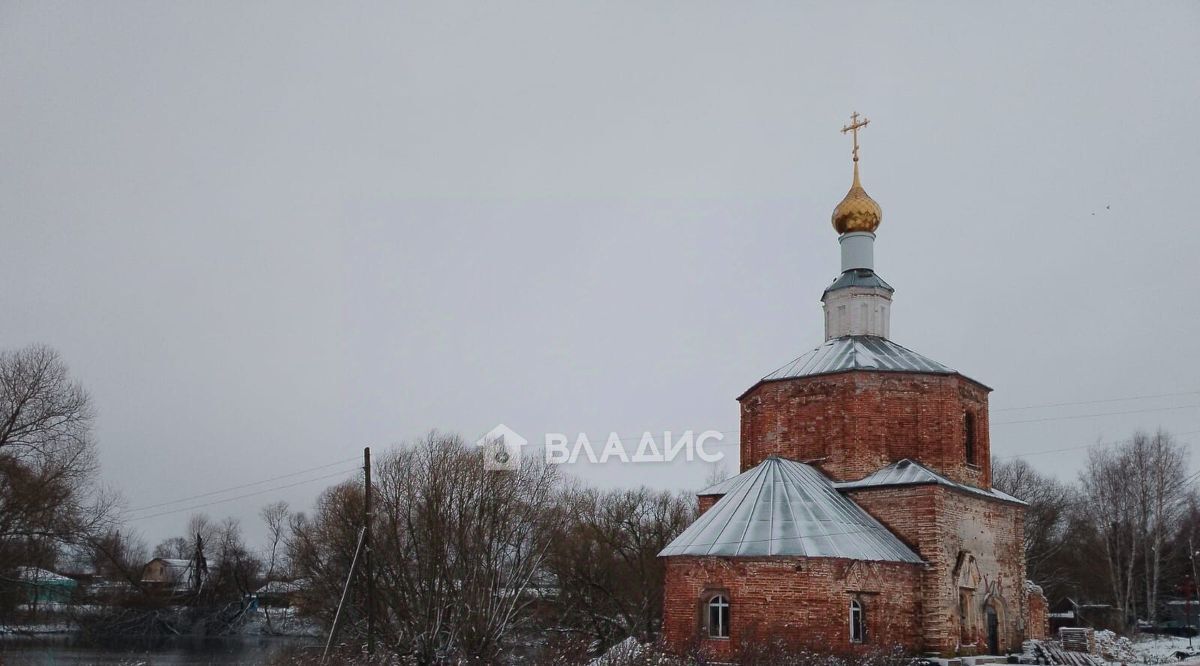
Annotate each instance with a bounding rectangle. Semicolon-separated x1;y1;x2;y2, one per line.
850;598;865;643
860;302;869;333
707;594;730;638
964;411;977;465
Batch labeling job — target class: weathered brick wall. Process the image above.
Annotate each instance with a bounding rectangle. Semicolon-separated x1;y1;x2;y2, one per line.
662;556;924;659
848;485;1027;656
1026;583;1049;640
697;494;719;515
739;371;991;488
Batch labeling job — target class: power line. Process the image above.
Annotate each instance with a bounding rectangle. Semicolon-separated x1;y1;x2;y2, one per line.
994;440;1119;460
993;390;1200;412
994;429;1200;460
124;467;360;523
126;456;360;513
993;404;1200;426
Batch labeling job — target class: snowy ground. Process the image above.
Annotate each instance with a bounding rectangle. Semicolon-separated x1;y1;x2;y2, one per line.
0;622;74;635
1;606;320;638
1125;635;1200;664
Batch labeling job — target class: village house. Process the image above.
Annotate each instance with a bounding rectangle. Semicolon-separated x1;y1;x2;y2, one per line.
659;114;1049;658
141;557;206;593
15;567;78;605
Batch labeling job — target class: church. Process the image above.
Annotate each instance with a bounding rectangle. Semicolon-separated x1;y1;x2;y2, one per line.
658;114;1048;658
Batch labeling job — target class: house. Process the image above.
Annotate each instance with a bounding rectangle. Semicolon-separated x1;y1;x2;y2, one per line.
15;567;78;604
141;557;205;592
659;114;1048;658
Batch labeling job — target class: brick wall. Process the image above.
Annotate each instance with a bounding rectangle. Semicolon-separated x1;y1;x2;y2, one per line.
1026;583;1049;640
698;495;719;515
739;371;991;488
662;556;924;659
848;485;1027;656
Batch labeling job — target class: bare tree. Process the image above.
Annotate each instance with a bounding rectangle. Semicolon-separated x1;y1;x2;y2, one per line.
544;486;695;650
1079;444;1139;628
89;528;149;585
1076;430;1190;627
286;480;365;634
288;432;560;662
260;501;290;584
259;501;291;634
0;345;115;618
992;457;1072;591
153;536;191;560
1132;430;1187;627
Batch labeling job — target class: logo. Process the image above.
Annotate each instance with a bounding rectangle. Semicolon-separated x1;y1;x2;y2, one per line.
477;424;528;471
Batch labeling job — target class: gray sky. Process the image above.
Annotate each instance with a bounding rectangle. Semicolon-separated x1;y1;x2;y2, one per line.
3;1;1199;548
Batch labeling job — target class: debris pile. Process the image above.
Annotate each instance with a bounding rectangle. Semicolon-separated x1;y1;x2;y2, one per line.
1022;638;1104;666
1092;630;1136;663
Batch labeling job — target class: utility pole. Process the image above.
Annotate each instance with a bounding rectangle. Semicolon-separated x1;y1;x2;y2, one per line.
364;446;375;655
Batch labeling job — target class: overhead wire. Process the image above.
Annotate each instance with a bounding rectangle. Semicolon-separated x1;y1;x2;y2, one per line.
124;467;361;523
992;390;1200;412
992;404;1200;426
126;455;360;513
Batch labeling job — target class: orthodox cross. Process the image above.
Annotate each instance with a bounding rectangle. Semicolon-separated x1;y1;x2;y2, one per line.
841;111;870;163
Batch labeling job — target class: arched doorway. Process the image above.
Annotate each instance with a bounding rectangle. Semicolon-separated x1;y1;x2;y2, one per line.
982;595;1007;655
986;605;999;654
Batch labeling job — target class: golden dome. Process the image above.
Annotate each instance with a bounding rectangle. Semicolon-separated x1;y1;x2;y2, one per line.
831;164;882;234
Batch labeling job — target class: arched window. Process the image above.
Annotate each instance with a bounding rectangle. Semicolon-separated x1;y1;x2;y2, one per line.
706;594;730;638
964;411;977;465
850;598;865;643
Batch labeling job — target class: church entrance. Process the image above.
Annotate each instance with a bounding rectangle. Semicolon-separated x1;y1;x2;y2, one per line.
986;606;999;654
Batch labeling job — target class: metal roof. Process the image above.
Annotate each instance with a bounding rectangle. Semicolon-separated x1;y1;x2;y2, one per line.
760;335;958;382
822;269;894;297
660;457;923;562
835;459;1026;505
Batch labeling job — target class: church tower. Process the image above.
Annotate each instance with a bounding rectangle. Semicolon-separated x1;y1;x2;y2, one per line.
823;112;893;340
659;114;1044;660
736;113;994;489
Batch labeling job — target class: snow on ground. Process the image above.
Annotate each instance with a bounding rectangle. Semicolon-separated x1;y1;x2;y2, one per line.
1118;634;1200;664
241;606;322;637
0;622;74;635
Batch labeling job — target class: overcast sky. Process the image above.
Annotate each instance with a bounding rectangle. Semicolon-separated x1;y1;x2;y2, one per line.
3;1;1199;548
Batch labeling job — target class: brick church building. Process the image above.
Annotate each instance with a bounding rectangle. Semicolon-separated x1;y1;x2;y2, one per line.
659;115;1048;658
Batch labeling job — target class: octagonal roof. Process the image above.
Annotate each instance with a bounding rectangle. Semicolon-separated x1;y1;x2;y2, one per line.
762;335;955;382
659;457;923;562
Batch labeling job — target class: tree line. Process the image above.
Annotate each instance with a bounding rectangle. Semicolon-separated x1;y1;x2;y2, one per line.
993;429;1195;630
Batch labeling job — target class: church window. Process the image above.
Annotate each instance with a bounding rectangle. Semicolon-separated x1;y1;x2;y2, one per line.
964;411;977;465
706;594;730;638
850;598;865;643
